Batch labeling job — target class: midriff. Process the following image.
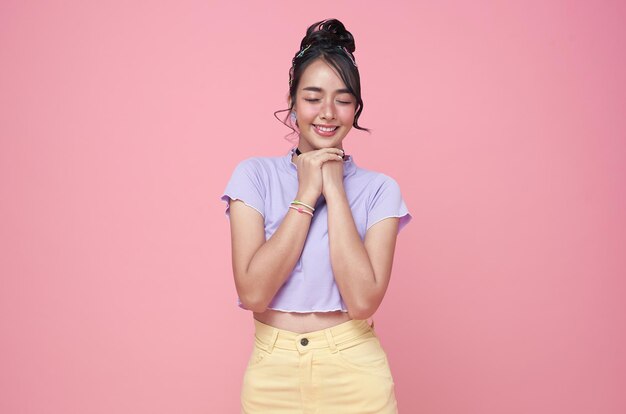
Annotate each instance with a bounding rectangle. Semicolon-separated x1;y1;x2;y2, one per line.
253;307;354;334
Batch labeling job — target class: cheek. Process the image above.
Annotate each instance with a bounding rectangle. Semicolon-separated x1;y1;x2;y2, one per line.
337;107;356;123
298;107;318;122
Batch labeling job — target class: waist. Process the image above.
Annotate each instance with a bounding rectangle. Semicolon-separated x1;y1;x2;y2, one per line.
252;317;374;351
253;308;355;333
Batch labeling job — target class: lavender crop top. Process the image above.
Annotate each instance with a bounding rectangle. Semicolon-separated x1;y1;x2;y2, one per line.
220;146;412;313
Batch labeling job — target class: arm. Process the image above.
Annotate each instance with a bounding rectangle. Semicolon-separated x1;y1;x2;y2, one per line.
325;185;400;320
228;190;318;312
226;147;348;312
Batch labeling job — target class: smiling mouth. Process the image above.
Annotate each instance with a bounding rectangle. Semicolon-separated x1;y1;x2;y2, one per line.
313;124;339;132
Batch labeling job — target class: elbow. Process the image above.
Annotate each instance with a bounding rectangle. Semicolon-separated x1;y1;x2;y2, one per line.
248;303;269;313
239;292;268;313
347;302;376;321
238;284;272;313
235;271;269;313
346;291;382;320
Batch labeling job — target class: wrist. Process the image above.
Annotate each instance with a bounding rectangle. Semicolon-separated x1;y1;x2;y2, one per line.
295;191;318;207
322;182;344;198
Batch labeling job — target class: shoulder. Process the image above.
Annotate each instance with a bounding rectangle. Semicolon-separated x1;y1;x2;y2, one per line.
228;154;285;184
233;154;283;173
352;165;412;232
352;165;402;193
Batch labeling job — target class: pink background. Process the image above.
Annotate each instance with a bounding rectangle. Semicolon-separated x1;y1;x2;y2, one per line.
1;1;625;413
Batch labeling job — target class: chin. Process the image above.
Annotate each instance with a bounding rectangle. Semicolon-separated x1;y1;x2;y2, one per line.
312;140;343;150
313;134;346;144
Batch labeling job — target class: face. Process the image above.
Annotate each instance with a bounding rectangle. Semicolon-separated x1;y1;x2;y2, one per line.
291;58;356;152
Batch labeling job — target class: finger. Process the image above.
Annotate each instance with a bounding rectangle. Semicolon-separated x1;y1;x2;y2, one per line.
316;148;345;158
320;152;344;162
328;147;345;156
303;148;345;165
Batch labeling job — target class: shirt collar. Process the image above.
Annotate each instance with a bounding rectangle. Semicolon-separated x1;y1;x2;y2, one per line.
284;146;356;177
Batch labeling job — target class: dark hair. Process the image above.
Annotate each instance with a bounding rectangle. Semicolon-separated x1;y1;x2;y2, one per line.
274;18;370;140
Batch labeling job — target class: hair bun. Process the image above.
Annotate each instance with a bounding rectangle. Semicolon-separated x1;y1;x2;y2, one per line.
302;18;356;54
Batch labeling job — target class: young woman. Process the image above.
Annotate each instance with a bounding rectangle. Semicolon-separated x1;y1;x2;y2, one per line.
221;18;412;414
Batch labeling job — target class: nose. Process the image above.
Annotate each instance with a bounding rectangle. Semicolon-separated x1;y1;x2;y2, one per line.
320;99;335;120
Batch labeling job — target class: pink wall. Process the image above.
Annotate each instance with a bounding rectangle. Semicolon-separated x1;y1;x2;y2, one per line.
1;0;625;413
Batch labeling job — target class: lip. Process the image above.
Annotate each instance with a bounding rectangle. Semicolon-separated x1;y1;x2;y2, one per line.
312;124;339;137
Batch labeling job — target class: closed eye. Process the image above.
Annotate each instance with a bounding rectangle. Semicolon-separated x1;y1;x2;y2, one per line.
304;98;353;104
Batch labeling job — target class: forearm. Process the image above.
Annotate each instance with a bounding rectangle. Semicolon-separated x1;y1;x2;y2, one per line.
242;192;317;310
325;187;377;318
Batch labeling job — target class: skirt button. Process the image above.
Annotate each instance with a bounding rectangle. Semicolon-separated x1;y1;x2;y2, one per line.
300;338;309;346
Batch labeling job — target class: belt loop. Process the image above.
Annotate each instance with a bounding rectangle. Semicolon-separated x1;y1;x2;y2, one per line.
266;328;279;353
369;318;375;331
324;328;338;353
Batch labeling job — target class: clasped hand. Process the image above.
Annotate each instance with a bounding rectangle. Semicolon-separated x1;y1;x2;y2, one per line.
294;147;346;199
320;153;344;196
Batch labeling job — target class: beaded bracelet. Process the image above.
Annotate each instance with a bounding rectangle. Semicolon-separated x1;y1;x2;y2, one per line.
291;200;315;212
289;205;314;217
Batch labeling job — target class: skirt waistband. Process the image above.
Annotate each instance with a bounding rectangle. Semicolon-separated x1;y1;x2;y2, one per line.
252;318;376;352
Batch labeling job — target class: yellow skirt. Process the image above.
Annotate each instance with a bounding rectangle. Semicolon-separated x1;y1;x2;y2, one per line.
241;318;398;413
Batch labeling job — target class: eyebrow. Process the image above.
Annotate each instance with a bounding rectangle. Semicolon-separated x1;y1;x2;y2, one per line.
301;86;352;94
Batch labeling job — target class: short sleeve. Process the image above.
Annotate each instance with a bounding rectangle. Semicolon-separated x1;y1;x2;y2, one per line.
366;174;412;233
220;158;265;219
